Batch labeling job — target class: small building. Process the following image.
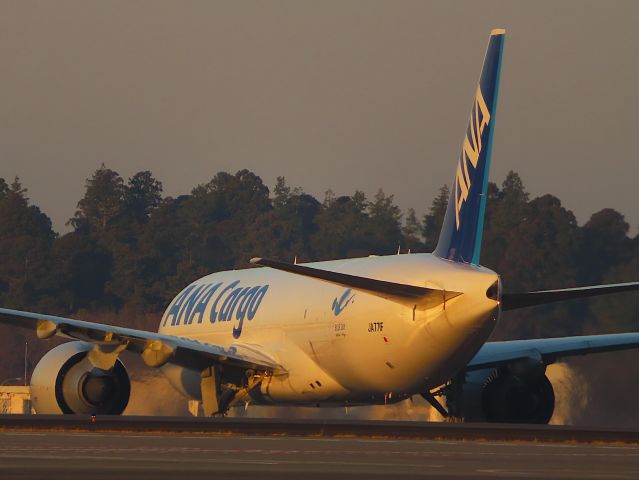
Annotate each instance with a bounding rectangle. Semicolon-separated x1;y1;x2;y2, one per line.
0;386;32;414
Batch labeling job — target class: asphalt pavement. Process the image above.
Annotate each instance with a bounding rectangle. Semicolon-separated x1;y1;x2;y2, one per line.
1;430;638;479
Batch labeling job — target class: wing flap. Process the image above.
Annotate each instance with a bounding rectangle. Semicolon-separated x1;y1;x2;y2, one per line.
250;257;461;309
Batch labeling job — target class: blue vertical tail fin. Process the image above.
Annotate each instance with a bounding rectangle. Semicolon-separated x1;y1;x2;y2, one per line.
434;29;505;265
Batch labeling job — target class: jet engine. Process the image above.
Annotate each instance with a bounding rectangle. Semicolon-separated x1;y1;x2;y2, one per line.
448;363;555;424
30;341;130;414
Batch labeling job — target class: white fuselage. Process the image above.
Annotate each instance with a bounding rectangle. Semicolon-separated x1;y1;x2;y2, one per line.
157;253;500;405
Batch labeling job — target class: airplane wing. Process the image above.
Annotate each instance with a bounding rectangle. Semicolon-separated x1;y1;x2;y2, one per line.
0;307;282;372
467;333;639;371
469;283;639;369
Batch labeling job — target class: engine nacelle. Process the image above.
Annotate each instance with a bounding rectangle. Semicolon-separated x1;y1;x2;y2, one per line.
161;363;202;400
30;341;130;414
450;366;555;424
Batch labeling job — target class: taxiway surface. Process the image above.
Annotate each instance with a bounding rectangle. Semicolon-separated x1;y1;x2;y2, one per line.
1;430;638;479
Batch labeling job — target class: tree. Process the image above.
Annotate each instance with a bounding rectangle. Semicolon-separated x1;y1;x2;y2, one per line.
192;169;271;222
0;178;8;198
482;173;581;340
422;185;449;251
125;171;163;223
185;170;272;270
589;245;639;333
242;182;321;264
323;189;336;208
134;195;210;311
501;170;530;204
0;178;55;310
48;233;113;311
481;172;531;282
70;164;125;232
577;209;632;285
368;189;403;254
273;176;291;209
311;193;371;260
402;208;423;252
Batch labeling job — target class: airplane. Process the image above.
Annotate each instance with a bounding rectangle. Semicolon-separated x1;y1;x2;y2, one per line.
2;28;639;423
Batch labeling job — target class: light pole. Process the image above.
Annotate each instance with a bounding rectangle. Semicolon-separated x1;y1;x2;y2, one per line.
24;341;28;387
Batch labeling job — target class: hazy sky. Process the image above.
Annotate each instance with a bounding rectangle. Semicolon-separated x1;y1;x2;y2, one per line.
2;1;638;233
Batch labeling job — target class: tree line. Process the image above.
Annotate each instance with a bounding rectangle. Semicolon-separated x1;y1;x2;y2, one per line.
0;166;638;384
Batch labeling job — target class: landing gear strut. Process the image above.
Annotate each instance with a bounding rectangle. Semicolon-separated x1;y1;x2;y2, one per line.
441;373;466;422
420;390;449;418
200;366;267;416
200;366;222;416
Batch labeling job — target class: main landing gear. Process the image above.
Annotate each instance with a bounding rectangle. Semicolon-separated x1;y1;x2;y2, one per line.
200;366;267;416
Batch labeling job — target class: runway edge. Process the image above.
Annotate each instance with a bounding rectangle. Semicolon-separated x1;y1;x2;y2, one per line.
2;415;639;444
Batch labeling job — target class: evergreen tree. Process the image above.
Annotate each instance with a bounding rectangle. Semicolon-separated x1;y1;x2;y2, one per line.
70;164;125;232
273;176;291;210
192;169;271;222
240;178;319;264
577;209;632;285
368;189;403;254
402;208;423;252
323;189;336;208
422;185;449;251
589;245;639;333
0;178;55;310
311;193;371;260
125;171;163;223
49;233;113;311
483;174;580;340
481;171;531;284
0;178;8;198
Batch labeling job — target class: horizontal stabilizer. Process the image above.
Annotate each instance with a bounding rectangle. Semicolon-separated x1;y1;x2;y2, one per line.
250;257;461;310
501;281;639;311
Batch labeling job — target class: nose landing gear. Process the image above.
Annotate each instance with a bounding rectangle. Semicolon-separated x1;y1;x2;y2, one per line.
420;389;449;418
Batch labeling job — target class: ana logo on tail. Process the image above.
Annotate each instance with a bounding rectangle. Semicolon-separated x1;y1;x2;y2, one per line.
433;29;503;264
454;86;491;229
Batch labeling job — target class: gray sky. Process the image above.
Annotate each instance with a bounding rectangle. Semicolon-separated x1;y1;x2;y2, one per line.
2;1;638;233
